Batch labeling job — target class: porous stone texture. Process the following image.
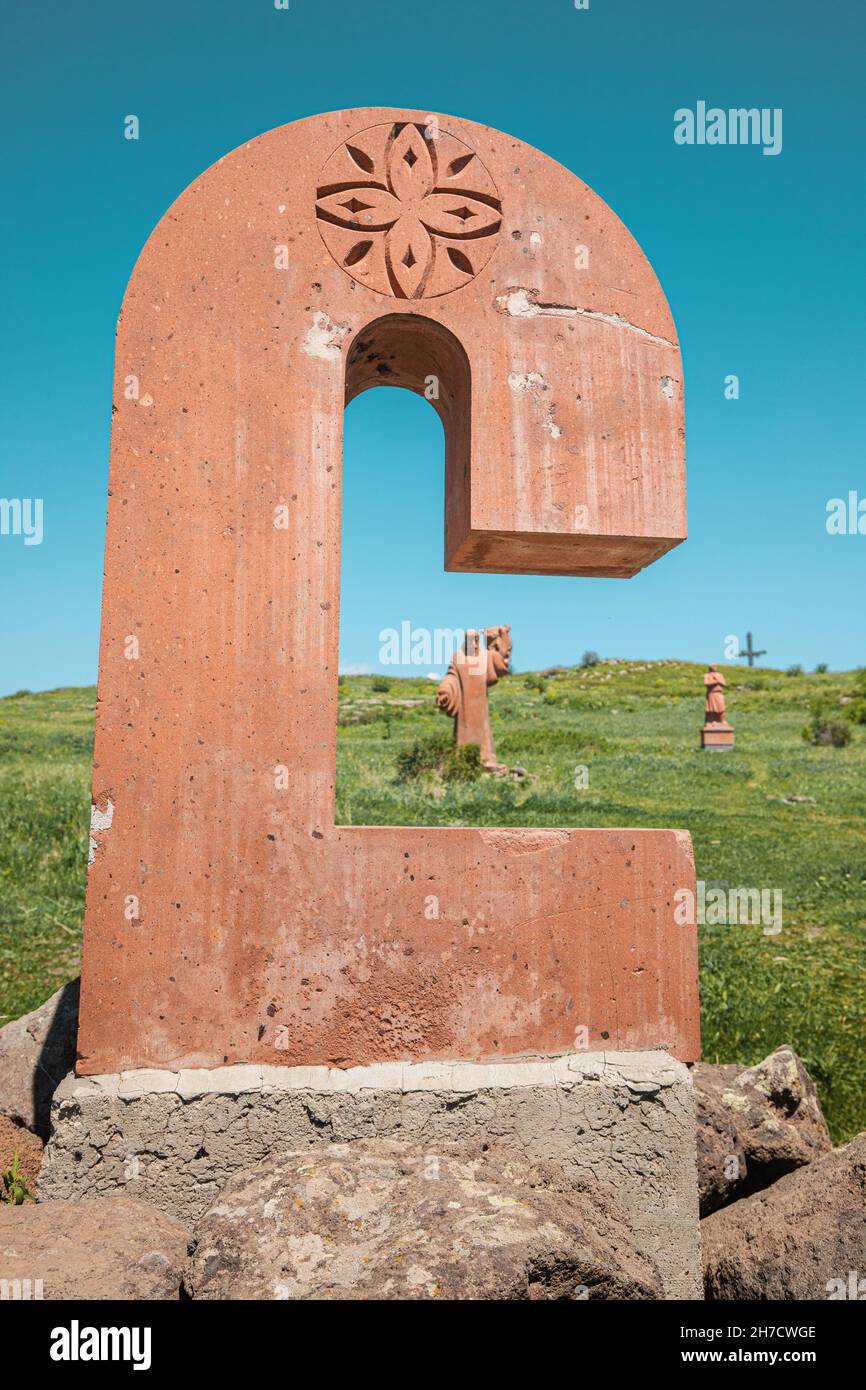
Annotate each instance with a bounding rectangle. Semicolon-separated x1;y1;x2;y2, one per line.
693;1045;832;1216
39;1052;701;1298
186;1140;662;1300
0;978;79;1137
0;1114;44;1193
702;1133;866;1300
78;106;698;1079
0;1196;191;1300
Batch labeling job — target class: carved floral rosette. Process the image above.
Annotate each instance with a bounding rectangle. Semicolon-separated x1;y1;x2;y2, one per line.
315;121;502;299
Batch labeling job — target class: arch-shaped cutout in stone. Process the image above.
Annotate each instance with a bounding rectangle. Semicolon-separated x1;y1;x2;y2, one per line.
344;313;471;568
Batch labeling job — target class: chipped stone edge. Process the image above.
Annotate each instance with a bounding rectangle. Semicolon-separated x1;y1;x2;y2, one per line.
61;1051;688;1105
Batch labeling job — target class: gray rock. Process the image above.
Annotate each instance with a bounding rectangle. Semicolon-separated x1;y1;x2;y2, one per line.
693;1045;831;1216
39;1052;702;1297
703;1132;866;1300
0;979;80;1138
185;1140;663;1300
0;1196;191;1300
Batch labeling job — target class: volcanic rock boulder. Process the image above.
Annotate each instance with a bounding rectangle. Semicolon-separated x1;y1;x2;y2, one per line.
185;1140;663;1300
702;1133;866;1300
0;979;80;1138
693;1045;831;1215
0;1196;191;1300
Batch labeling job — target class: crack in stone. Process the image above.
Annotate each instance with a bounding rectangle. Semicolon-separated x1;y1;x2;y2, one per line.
496;287;677;348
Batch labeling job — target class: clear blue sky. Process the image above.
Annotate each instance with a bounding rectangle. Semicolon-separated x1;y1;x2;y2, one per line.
1;0;864;694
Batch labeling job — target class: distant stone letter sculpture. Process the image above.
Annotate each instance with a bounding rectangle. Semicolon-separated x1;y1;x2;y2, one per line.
701;665;735;750
436;626;511;771
77;108;698;1075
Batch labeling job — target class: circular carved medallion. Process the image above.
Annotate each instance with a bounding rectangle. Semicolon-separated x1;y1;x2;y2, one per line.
315;121;502;299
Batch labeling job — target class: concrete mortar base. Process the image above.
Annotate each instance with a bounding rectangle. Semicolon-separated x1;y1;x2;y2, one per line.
39;1050;701;1299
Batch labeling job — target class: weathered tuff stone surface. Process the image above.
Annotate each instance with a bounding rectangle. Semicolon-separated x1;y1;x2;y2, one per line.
0;1114;44;1192
0;1196;191;1300
702;1133;866;1300
39;1052;702;1298
0;979;79;1137
186;1141;663;1300
693;1045;831;1216
78;107;698;1081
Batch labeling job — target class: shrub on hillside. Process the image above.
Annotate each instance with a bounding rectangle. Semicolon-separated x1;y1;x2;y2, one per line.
803;702;853;748
581;650;600;667
445;744;483;782
371;676;391;692
786;664;804;677
396;733;482;784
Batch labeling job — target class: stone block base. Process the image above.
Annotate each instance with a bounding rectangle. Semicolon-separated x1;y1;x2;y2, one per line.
702;724;735;750
39;1051;701;1299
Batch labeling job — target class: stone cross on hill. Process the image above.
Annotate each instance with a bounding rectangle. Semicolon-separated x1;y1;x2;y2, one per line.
77;107;699;1076
738;632;766;667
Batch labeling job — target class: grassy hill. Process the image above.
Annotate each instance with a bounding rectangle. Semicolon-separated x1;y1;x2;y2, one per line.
1;660;864;1141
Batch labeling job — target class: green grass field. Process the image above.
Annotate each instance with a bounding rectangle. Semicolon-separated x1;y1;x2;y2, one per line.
1;661;863;1141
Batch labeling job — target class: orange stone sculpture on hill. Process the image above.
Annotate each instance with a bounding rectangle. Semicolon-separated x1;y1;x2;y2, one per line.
701;665;735;750
77;108;699;1075
436;626;511;772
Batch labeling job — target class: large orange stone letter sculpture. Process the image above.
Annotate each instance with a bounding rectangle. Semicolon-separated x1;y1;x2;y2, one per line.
79;109;699;1074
